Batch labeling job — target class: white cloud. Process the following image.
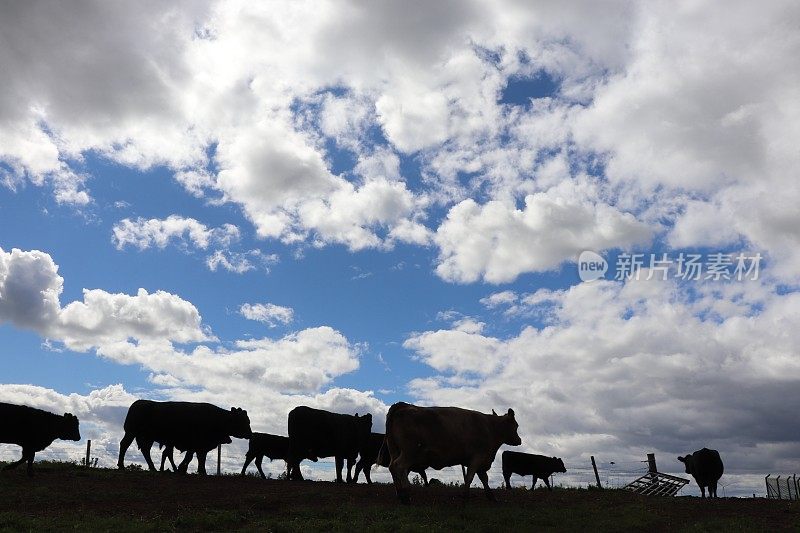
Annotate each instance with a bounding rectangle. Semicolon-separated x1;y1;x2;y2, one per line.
112;215;240;250
240;302;294;327
0;247;211;350
434;181;652;283
205;249;278;274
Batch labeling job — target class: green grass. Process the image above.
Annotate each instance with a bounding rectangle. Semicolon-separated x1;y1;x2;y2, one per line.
0;462;797;532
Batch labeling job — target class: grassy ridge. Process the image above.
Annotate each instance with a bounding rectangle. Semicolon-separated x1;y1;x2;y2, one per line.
0;463;797;531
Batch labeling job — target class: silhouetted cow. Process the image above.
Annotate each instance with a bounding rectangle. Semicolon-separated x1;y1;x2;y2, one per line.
0;402;80;476
385;402;522;503
240;432;290;479
678;448;724;498
287;406;372;483
502;451;566;490
117;400;251;474
159;435;232;472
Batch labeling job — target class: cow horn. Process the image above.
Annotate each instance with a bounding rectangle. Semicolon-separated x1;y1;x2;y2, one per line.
508;408;515;417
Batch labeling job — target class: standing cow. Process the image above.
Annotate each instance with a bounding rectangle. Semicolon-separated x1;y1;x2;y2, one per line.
240;432;290;479
385;402;522;503
502;451;566;490
678;448;724;498
0;402;81;476
117;400;251;474
287;406;372;483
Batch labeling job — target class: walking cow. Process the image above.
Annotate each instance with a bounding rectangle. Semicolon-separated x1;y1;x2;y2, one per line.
678;448;724;498
385;402;522;503
241;432;290;479
0;402;80;476
502;451;566;490
117;400;251;474
287;406;372;482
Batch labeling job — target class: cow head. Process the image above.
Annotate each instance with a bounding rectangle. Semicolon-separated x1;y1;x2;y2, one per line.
554;457;567;473
353;413;373;451
61;413;81;441
493;408;522;446
229;407;252;439
677;454;695;475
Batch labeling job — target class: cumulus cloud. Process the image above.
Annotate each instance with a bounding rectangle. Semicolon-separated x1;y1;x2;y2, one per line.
112;215;240;251
0;247;211;350
434;182;652;283
240;302;294;327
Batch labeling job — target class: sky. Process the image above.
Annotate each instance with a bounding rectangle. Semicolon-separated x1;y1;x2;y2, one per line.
1;0;799;496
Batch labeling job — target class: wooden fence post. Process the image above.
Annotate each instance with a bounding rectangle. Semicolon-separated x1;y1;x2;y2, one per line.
217;444;222;476
85;440;91;468
591;456;602;489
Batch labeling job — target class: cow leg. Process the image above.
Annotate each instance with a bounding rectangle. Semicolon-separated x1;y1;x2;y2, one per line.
462;464;478;499
196;451;207;476
419;469;428;486
461;465;468;485
346;456;355;483
543;476;552;491
117;432;135;469
709;481;718;498
504;472;511;489
241;452;255;476
477;470;495;501
178;451;194;474
699;486;706;498
25;450;36;477
334;456;344;483
255;456;267;480
159;445;172;472
353;459;363;483
388;453;412;504
364;463;373;484
138;439;157;472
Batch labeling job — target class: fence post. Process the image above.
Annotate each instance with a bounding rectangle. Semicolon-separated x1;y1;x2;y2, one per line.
217;444;222;476
591;456;602;489
647;453;657;473
85;440;91;468
777;476;782;499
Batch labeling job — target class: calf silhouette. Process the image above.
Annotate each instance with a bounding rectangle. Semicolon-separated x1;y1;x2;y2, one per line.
240;432;290;479
0;402;80;476
502;451;566;490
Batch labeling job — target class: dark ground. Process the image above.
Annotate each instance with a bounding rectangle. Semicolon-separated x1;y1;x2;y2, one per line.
1;463;798;531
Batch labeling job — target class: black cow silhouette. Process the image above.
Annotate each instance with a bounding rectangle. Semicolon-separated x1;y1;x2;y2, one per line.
678;448;724;498
502;450;566;489
287;406;372;482
240;432;290;479
0;402;80;476
385;402;521;503
117;400;251;474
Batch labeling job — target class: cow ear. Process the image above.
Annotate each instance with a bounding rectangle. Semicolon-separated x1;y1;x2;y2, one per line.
677;456;685;463
508;408;515;417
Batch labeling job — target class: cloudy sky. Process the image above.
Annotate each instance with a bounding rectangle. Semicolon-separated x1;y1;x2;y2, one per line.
1;0;799;495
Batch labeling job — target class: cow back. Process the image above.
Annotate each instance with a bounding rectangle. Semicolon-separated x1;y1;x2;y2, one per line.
692;448;724;484
288;406;368;460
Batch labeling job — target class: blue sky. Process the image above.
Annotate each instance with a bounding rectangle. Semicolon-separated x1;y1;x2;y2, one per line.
1;1;799;496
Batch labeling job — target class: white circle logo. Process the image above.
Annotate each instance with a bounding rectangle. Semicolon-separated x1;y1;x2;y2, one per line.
577;250;608;282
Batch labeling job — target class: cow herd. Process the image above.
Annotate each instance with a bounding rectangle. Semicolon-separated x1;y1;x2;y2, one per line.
0;399;724;501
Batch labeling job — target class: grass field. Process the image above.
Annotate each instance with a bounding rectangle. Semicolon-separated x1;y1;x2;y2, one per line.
1;463;798;531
